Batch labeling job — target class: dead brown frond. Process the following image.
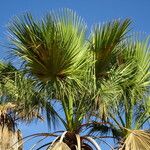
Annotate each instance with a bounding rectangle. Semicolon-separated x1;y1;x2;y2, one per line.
119;130;150;150
0;126;22;150
50;142;71;150
0;103;16;131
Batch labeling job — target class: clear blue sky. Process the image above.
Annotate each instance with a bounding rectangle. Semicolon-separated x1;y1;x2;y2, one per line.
0;0;150;149
1;0;150;59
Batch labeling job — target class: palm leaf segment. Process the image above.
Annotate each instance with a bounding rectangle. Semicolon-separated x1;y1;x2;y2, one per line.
88;19;131;120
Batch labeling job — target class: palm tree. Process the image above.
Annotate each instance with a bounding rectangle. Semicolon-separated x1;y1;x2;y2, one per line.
0;62;23;150
0;62;58;149
88;33;150;149
6;8;137;150
8;9;99;149
0;103;22;150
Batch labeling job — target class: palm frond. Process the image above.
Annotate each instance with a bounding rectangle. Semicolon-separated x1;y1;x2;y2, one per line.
0;126;22;150
119;36;150;128
95;61;136;122
120;130;150;150
0;63;60;129
89;19;131;78
8;10;92;128
50;142;71;150
92;34;150;149
122;36;150;101
8;9;88;83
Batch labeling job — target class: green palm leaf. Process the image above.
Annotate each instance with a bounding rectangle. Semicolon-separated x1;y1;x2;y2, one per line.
9;9;88;84
89;19;131;78
0;62;60;129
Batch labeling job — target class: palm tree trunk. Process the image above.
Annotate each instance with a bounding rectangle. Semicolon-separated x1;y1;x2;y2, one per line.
0;126;22;150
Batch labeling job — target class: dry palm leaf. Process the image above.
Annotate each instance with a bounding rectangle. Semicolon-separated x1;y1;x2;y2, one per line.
50;142;71;150
0;103;16;131
120;130;150;150
0;126;22;150
49;131;71;150
0;103;23;149
0;103;15;114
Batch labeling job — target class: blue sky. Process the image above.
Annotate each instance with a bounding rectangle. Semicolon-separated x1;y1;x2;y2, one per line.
0;0;150;58
0;0;150;149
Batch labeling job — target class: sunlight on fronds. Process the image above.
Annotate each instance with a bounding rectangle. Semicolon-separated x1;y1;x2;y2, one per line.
95;61;135;121
123;36;150;103
8;10;93;129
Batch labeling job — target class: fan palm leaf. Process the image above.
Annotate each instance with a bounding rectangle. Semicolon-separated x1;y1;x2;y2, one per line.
119;130;150;150
8;8;88;85
89;19;131;78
